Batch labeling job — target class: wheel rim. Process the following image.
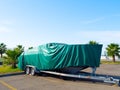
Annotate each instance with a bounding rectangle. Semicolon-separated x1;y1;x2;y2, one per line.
26;67;30;75
31;68;35;76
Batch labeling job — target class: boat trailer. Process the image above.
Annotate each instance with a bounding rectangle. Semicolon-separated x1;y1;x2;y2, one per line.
40;68;120;86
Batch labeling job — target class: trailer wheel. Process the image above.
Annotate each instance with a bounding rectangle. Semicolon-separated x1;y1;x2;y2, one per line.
25;67;30;75
31;67;35;76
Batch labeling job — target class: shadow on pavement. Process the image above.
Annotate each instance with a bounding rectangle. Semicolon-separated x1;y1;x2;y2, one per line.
0;72;24;77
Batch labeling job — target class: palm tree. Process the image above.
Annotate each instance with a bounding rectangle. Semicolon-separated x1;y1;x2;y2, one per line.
88;40;99;45
5;45;24;68
16;45;24;56
0;43;7;58
28;47;33;49
106;43;120;62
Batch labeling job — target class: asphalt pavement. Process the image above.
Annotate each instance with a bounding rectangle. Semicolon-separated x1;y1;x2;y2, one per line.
0;64;120;90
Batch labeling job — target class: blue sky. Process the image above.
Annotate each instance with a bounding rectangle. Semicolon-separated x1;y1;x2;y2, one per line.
0;0;120;53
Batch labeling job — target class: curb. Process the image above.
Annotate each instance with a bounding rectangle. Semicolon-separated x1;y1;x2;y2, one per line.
0;72;24;77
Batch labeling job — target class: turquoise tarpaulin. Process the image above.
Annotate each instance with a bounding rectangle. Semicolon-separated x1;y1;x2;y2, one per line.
18;43;102;70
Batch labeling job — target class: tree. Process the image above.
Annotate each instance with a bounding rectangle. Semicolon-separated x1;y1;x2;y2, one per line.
0;43;7;58
88;40;99;45
106;43;120;62
28;47;33;49
5;45;24;68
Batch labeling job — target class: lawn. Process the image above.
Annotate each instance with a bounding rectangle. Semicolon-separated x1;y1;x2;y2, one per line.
101;60;120;64
0;65;22;74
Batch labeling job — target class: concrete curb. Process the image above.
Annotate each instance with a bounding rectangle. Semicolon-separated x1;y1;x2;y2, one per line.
0;72;24;77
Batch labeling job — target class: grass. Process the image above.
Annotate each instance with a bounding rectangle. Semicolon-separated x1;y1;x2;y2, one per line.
0;65;22;74
101;60;120;64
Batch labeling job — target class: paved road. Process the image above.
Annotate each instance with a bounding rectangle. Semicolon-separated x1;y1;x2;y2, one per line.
84;64;120;77
0;64;120;90
0;74;120;90
0;82;9;90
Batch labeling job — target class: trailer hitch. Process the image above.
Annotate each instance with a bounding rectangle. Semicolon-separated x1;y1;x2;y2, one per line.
103;77;120;86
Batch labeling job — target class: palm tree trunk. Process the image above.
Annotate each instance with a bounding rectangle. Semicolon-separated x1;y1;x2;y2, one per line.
12;62;17;68
112;55;115;62
0;53;2;58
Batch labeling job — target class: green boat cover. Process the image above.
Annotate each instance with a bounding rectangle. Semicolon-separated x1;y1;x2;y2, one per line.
18;43;102;70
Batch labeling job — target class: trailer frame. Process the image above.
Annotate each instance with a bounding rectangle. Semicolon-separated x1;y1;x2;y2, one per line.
25;65;120;86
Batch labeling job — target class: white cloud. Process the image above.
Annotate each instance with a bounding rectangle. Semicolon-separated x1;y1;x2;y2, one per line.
0;20;15;25
77;30;120;47
2;21;13;25
0;20;15;33
76;30;120;44
75;30;120;53
0;27;12;33
80;17;104;24
80;14;120;25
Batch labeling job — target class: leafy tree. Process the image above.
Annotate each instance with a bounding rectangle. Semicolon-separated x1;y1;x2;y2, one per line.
88;40;99;45
5;45;24;68
106;43;120;62
28;47;33;49
0;43;7;58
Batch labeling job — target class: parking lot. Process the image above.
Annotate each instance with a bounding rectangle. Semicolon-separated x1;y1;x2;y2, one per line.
0;64;120;90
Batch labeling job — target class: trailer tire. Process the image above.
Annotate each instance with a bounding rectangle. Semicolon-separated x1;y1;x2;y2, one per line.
31;67;35;76
25;67;30;75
